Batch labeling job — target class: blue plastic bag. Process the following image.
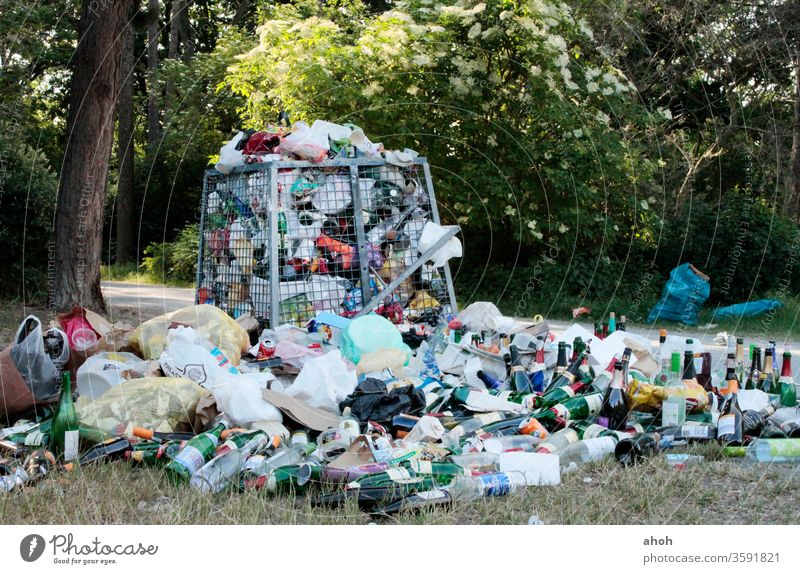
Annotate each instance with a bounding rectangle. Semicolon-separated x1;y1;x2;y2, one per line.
714;299;782;320
647;263;710;325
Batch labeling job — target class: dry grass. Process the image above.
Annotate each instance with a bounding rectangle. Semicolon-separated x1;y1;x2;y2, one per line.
2;444;799;525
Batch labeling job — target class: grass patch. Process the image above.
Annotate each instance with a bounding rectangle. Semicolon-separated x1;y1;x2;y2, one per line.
1;446;798;525
101;264;194;289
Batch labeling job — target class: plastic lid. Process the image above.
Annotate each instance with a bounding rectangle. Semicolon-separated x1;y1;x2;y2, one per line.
132;427;154;440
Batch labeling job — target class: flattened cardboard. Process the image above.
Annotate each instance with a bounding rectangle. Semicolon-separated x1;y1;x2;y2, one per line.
262;388;340;431
326;435;376;469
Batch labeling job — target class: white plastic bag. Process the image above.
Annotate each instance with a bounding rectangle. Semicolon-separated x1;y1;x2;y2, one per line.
284;350;357;413
417;222;462;267
279;122;329;162
215;131;245;174
159;327;239;389
76;352;149;399
209;372;283;426
10;316;65;401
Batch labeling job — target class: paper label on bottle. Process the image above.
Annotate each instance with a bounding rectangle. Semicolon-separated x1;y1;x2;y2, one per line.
415;489;449;501
478;473;514;496
476;412;502;425
584;437;616;461
386;467;412;481
173;445;206;474
680;425;711;439
412;460;433;475
24;431;45;446
531;363;545;373
561;387;576;399
561;371;576;383
584;394;603;416
552;404;568;418
64;430;79;462
662;401;683;427
583;424;606;439
717;414;736;438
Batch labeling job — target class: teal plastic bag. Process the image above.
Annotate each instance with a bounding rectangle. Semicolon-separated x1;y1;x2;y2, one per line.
341;314;411;365
714;299;782;320
647;264;710;325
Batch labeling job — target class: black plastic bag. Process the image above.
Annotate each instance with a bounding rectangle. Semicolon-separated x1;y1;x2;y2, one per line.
340;378;426;424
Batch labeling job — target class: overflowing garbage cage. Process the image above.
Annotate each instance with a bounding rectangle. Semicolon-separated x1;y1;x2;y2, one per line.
195;157;458;328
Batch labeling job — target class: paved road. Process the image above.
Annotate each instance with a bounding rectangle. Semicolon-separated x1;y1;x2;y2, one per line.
100;281;798;367
101;281;195;320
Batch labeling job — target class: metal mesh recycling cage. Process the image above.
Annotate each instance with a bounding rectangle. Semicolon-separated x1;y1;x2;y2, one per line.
195;157;458;328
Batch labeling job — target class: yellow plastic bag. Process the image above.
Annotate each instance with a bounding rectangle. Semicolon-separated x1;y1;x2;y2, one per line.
130;304;249;365
627;378;708;413
76;376;208;435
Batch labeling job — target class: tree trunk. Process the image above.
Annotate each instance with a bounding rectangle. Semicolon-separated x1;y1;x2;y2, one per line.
165;0;182;105
116;18;136;265
146;0;160;153
178;0;194;60
53;0;138;312
232;0;251;25
788;50;800;218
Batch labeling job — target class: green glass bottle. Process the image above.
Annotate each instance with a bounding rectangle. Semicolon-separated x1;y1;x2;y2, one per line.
745;346;761;390
51;372;80;462
565;419;628;440
165;420;229;483
534;382;588;410
549;392;604;420
778;351;797;407
4;420;52;447
404;460;466;485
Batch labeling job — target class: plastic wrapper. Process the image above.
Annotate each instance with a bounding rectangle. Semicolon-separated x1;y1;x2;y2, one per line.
627;378;708;413
130;304;249;366
76;377;209;435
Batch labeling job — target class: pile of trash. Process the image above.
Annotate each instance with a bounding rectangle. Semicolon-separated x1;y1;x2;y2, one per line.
202;118;460;326
2;301;800;514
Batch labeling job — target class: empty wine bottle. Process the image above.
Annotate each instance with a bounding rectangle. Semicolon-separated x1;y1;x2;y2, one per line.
599;362;630;431
311;478;438;510
476;370;502;390
618;315;627;331
549;392;604;420
742;404;776;436
191;434;271;494
778;351;797;407
535;428;579;454
551;342;569;386
78;437;133;465
615;432;662;466
132;427;197;443
720;352;739;396
548;351;587;391
589;358;617;394
507;345;531;394
735;338;745;385
745;346;761;390
564;419;627;440
165;419;230;483
529;345;546;393
759;348;775;393
717;387;744;446
51;372;80;462
373;488;453;515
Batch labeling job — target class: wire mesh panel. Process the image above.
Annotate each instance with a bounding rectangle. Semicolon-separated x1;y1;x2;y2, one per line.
196;158;457;328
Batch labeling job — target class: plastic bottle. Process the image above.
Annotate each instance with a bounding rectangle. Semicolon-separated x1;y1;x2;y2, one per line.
447;452;500;473
482;435;541;453
535;428;579;454
446;472;526;500
723;438;800;462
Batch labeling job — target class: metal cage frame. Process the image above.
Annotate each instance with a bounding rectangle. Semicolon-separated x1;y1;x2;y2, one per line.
195;157;458;328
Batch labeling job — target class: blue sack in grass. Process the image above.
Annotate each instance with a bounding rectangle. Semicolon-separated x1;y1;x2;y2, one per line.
714;299;782;320
647;263;710;326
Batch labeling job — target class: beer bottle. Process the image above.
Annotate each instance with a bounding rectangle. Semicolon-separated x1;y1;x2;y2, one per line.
745;346;761;390
132;427;196;443
778;351;797;407
51;372;80;463
682;347;697;384
600;362;630;431
717;387;744;446
507;345;531;394
165;419;230;483
655;328;667;363
618;315;627;331
374;489;453;515
615;432;661;466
